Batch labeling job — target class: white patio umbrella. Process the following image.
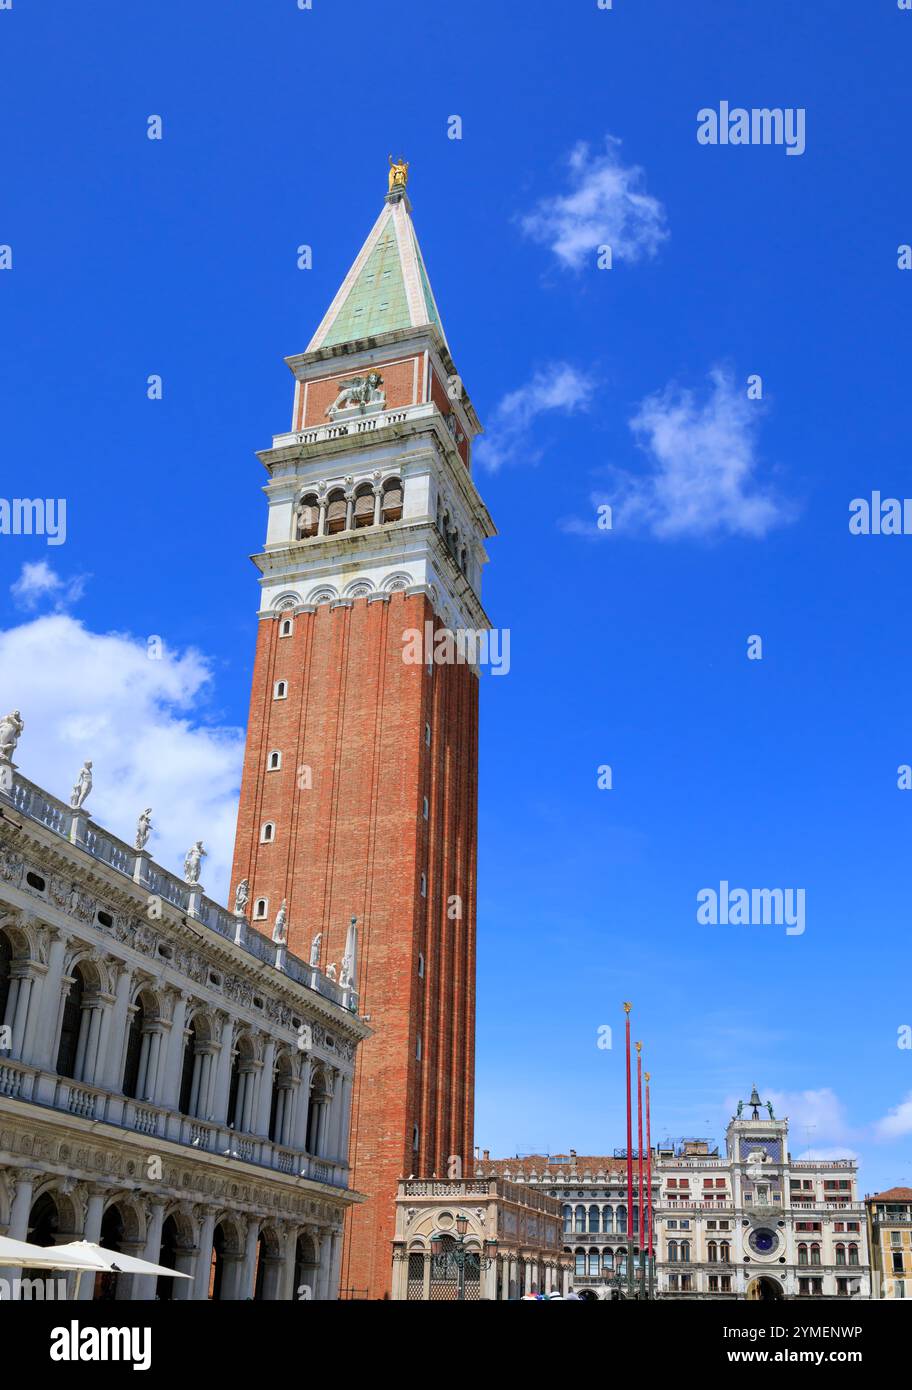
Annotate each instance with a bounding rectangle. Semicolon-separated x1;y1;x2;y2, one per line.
52;1240;193;1281
0;1234;108;1272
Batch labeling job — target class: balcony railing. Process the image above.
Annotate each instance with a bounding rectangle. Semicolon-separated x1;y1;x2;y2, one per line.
1;1056;350;1188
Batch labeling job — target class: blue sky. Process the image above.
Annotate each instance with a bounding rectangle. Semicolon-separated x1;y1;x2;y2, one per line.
1;1;910;1193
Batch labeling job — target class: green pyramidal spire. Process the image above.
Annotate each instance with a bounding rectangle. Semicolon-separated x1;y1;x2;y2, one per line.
307;173;447;353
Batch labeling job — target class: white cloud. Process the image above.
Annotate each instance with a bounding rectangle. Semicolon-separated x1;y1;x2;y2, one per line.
763;1087;855;1147
10;560;86;610
476;362;595;471
519;136;668;271
600;368;792;539
874;1091;912;1141
0;614;244;902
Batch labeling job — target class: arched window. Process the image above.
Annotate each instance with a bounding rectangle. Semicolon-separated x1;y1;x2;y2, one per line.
602;1247;614;1270
588;1249;599;1277
588;1204;599;1234
325;488;347;535
121;996;145;1098
798;1242;808;1266
260;822;275;844
56;964;86;1078
575;1249;586;1278
720;1241;730;1263
848;1243;859;1266
279;616;294;638
668;1240;678;1263
680;1240;690;1263
381;477;403;523
297;494;319;540
810;1243;821;1266
562;1205;572;1235
602;1206;613;1234
267;751;281;771
0;930;12;1028
353;482;375;529
273;681;287;700
616;1204;627;1234
574;1205;585;1234
835;1243;846;1266
707;1240;718;1263
253;898;268;921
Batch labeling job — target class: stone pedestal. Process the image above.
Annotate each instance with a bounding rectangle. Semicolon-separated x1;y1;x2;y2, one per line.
69;807;89;846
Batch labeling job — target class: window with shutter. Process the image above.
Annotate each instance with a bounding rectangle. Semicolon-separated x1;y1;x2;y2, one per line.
382;481;403;521
354;490;374;526
326;494;347;533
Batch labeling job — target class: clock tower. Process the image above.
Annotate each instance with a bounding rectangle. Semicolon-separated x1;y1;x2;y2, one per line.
230;167;495;1298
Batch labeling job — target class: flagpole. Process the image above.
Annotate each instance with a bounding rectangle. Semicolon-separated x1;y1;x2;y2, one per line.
624;1002;633;1297
636;1041;645;1297
645;1070;654;1299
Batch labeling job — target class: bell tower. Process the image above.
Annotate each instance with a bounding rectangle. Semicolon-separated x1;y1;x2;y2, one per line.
230;165;495;1299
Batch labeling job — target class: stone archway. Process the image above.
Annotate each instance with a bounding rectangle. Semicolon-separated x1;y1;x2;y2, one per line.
253;1226;284;1301
747;1275;783;1301
294;1233;319;1301
210;1217;245;1300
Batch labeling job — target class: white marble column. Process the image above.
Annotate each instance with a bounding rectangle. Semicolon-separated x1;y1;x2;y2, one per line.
133;1199;166;1300
4;1167;36;1297
280;1228;298;1301
193;1210;217;1300
209;1014;235;1122
32;931;69;1069
160;991;190;1109
239;1218;260;1300
255;1040;276;1136
76;1187;107;1301
98;964;133;1091
292;1054;313;1151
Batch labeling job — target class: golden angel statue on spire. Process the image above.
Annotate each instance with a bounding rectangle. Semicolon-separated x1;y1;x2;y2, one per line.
388;154;409;193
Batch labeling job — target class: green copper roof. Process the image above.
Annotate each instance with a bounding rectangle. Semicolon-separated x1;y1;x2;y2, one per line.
320;226;410;346
308;197;448;353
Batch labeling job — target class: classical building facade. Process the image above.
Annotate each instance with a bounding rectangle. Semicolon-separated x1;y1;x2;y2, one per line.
229;167;495;1298
391;1177;570;1300
0;759;368;1299
473;1151;658;1296
654;1089;871;1300
865;1187;912;1299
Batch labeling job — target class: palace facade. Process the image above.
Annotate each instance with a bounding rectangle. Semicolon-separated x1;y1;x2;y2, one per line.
0;763;368;1299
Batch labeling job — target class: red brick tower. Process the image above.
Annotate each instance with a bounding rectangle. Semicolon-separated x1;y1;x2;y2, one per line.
230;168;495;1299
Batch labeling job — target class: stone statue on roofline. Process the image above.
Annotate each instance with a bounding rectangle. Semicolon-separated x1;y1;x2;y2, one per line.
0;710;24;763
69;760;93;810
233;878;249;917
309;932;322;967
273;899;288;945
134;808;153;851
183;840;206;885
